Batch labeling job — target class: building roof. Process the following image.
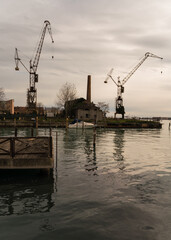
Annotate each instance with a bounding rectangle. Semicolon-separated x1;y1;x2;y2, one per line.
66;98;100;110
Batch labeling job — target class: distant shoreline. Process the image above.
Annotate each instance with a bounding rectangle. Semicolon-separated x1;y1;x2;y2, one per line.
0;118;162;129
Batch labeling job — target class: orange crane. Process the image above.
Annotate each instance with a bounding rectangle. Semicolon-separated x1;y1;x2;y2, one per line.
14;20;54;109
104;52;163;118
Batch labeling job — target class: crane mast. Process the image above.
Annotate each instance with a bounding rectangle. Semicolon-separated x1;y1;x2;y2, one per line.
105;52;163;118
15;20;54;109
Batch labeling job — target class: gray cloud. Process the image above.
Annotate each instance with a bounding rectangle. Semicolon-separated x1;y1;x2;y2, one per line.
1;0;171;116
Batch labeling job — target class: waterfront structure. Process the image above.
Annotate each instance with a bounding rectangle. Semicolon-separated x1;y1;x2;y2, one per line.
0;136;53;170
0;99;14;114
44;107;60;117
14;106;44;115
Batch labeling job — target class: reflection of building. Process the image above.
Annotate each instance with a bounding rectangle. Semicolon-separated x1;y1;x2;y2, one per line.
0;99;14;114
66;75;103;122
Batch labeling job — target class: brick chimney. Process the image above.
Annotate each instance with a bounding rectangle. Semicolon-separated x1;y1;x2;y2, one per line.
86;75;91;103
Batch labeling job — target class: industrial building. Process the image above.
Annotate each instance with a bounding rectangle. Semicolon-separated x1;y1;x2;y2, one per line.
65;75;103;122
0;99;14;114
14;106;44;115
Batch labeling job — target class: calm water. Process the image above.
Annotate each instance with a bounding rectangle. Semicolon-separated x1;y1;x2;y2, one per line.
0;121;171;240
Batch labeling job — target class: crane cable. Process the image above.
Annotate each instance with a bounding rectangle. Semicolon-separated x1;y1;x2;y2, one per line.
160;58;163;75
31;23;54;62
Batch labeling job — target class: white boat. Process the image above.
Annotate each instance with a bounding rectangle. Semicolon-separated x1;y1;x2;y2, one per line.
68;121;95;129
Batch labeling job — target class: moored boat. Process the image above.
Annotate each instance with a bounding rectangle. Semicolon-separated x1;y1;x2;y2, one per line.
68;121;95;129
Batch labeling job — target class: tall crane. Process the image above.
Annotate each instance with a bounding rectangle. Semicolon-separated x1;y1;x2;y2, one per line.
14;20;54;109
104;52;163;119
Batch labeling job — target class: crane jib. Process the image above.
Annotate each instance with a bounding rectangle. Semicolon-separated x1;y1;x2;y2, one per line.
122;52;163;85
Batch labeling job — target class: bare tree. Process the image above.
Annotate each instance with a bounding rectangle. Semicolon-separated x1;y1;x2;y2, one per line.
97;102;109;117
0;88;5;101
0;88;6;112
56;82;77;117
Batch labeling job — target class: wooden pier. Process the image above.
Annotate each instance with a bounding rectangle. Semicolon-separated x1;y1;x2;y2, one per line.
0;137;53;170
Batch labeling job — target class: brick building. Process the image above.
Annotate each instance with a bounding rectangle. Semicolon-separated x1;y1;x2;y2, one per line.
0;99;14;114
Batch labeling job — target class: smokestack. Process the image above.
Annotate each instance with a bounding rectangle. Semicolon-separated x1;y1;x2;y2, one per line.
86;75;91;103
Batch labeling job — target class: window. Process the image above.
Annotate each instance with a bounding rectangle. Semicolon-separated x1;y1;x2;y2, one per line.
86;114;89;118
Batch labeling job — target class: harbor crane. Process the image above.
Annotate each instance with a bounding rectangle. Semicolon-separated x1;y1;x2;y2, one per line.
14;20;54;109
104;52;163;119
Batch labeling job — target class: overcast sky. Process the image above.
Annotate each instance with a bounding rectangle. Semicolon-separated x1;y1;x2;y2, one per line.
1;0;171;117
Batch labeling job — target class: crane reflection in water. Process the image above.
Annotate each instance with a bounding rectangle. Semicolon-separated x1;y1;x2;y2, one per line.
113;129;126;171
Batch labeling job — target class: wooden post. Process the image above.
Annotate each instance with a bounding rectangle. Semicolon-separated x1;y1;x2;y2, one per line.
49;128;52;157
56;131;58;167
35;128;38;137
10;138;15;158
36;116;38;128
66;117;69;129
93;128;96;148
31;128;34;137
14;118;16;127
15;127;17;137
49;136;52;157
